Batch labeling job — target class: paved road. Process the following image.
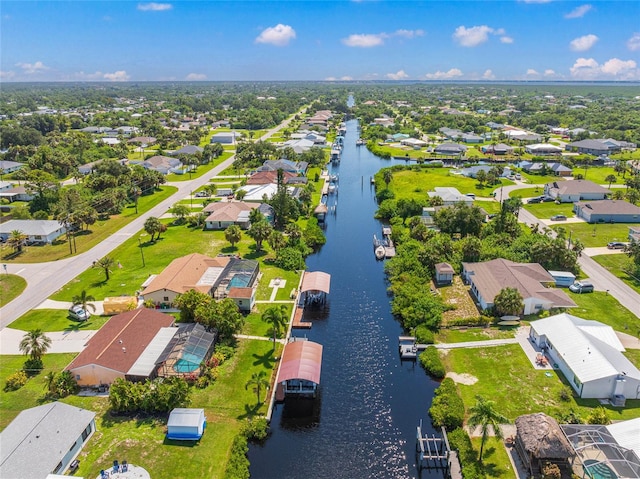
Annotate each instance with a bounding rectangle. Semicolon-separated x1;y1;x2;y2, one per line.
0;110;302;330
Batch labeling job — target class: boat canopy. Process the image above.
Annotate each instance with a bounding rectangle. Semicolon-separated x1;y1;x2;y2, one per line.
277;340;323;385
300;271;331;294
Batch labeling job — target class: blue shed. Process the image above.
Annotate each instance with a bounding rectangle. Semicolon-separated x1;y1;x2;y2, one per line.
167;408;206;440
548;271;576;288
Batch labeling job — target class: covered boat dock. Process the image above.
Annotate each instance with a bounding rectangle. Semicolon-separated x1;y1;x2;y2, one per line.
276;339;323;401
300;271;331;305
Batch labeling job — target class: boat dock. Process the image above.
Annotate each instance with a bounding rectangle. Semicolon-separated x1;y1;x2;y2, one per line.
398;336;429;360
292;304;312;329
416;423;462;478
372;228;396;258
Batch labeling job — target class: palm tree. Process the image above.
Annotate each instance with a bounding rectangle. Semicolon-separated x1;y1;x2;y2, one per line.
72;290;96;313
248;220;273;252
245;370;270;405
383;169;393;187
7;230;27;253
144;216;162;241
605;174;617;189
224;225;242;248
494;287;523;316
19;329;52;362
94;256;115;281
261;305;288;348
468;395;508;463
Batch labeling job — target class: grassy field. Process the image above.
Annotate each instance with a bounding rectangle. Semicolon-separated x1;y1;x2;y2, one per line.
470;437;515;479
518;172;562;185
436;327;517;343
592;254;640;294
522;202;576;219
442;344;640;422
568;291;640;336
508;187;545;198
0;186;177;263
50;220;287;302
243;303;294;337
549;222;640;248
164;152;234;182
8;309;111;332
0;274;27;307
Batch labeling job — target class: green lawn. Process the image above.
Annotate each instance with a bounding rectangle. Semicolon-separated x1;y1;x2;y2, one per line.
436;327;517;344
549;222;640;248
470;437;515;479
0;186;177;263
256;268;301;301
624;349;640;369
0;353;77;431
243;303;293;338
508;187;545;198
577;166;618;184
164;152;234;182
0;274;27;307
476;200;502;214
592;254;640;294
8;309;111;332
518;172;563;185
569;291;640;336
522;202;576;219
443;345;640;422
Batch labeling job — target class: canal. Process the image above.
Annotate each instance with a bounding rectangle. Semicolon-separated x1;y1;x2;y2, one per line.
249;115;442;478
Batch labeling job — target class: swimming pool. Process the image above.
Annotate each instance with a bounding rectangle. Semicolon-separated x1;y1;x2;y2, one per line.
173;352;202;373
228;274;252;289
584;459;617;479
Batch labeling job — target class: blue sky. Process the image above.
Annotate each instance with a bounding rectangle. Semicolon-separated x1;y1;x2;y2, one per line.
1;1;639;82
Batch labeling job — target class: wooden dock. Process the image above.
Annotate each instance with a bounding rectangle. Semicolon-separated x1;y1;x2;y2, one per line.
416;424;462;478
292;305;312;329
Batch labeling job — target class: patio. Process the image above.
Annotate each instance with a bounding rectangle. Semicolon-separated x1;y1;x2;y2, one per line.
96;463;150;479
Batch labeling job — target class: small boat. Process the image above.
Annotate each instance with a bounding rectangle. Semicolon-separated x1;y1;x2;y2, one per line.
328;184;337;194
356;138;365;146
370;176;375;184
374;245;386;260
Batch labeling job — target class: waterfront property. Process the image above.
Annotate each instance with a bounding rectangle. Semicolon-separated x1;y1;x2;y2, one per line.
202;201;260;230
276;339;323;400
428;187;474;206
529;313;640;401
461;259;576;315
166;408;206;440
65;309;176;386
155;323;217;377
0;402;96;479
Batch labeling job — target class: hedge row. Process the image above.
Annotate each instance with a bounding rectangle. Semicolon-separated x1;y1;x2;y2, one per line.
419;346;445;378
429;378;465;430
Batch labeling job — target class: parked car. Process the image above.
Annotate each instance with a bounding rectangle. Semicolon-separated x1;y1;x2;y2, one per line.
607;242;627;250
194;191;210;198
569;281;594;293
541;196;555;202
69;305;91;321
550;215;567;221
514;174;522;180
465;193;476;199
527;197;542;204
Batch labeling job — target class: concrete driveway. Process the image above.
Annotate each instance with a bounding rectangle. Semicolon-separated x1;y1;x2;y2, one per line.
0;327;96;355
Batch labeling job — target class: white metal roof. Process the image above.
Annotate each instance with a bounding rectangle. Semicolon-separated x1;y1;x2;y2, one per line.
607;418;640;457
127;327;178;377
531;313;640;383
0;220;64;236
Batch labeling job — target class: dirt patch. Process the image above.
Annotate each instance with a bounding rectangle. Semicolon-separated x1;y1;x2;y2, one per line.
437;276;480;325
447;372;478;385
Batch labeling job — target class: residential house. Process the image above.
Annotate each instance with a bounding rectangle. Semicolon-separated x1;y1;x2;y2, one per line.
630;226;640;243
127;136;157;145
481;143;514;155
428;187;473;206
566;139;618;156
0;185;34;203
202;201;263;230
460;133;483;143
530;313;640;399
573;200;640;223
434;143;467;156
65;309;176;386
0;220;66;244
170;145;203;156
521;162;572;176
136;155;182;175
237;183;279;202
525;144;563;155
461;258;576;315
279;138;315;154
544;180;610;203
0;402;96;479
211;132;241;144
0;160;25;174
461;165;505;179
400;138;427;148
372;116;395;127
247;170;296;185
259;159;308;175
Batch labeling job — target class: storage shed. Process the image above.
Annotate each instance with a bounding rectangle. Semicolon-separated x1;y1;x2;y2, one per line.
515;413;574;476
166;408;206;440
548;271;576;288
435;263;454;285
102;296;137;315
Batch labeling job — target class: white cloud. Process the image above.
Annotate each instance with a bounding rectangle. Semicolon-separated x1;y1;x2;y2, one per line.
564;4;592;19
544;69;556;76
570;34;598;51
453;25;493;47
386;70;409;80
73;71;105;80
255;24;296;46
342;33;386;47
342;29;424;47
526;69;539;76
500;36;514;44
185;73;206;81
394;29;425;39
325;76;337;81
16;61;49;74
0;70;16;79
137;3;173;11
340;76;353;81
570;57;639;80
627;33;640;52
103;70;130;82
482;69;495;80
425;68;463;80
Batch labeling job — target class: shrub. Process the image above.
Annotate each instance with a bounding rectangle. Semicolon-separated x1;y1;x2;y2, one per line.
215;344;236;361
419;347;445;379
429;378;465;430
586;406;610;425
542;462;561;479
4;371;28;391
223;435;250;479
557;408;583;424
414;325;435;344
274;247;306;271
23;357;43;376
558;386;573;402
447;428;485;479
242;417;270;441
